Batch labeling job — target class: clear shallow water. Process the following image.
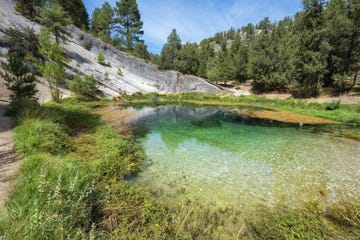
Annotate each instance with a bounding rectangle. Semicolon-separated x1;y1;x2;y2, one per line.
127;106;360;209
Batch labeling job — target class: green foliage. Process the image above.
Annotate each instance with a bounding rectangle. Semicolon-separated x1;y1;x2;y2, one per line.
58;0;89;30
14;119;69;155
117;67;123;76
0;99;174;239
160;29;182;70
68;75;98;100
292;0;328;97
332;73;352;93
97;51;106;65
2;98;360;239
290;80;322;98
133;41;150;60
152;0;358;97
1;55;38;102
104;71;109;79
1;26;40;63
197;39;215;78
0;154;100;239
114;0;144;50
90;2;114;42
325;100;341;110
91;125;144;179
38;28;69;103
15;0;43;19
36;1;72;44
250;17;295;92
175;42;199;75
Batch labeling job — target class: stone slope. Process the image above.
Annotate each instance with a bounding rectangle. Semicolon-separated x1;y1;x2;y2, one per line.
0;0;223;97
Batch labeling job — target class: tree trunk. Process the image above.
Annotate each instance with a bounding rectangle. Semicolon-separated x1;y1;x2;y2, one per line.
352;71;358;87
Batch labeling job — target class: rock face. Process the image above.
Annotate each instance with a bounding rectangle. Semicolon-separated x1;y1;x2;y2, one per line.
0;0;223;97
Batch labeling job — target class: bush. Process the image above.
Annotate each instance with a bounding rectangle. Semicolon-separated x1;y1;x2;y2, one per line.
104;71;109;79
68;75;98;100
290;81;322;98
97;51;105;65
252;73;289;93
332;74;351;94
325;100;341;111
117;67;123;76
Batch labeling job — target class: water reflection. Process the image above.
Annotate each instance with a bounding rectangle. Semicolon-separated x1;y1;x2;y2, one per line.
117;105;360;209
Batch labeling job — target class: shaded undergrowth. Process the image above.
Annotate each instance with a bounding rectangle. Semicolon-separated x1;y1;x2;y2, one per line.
1;98;359;239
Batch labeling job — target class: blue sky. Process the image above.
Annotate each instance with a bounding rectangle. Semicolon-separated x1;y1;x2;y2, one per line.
83;0;302;54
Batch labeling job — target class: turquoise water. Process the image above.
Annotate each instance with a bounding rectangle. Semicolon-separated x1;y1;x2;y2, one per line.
127;106;360;209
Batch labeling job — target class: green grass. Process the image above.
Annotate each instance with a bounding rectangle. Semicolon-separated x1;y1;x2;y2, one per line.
0;98;174;239
122;92;360;124
1;97;359;239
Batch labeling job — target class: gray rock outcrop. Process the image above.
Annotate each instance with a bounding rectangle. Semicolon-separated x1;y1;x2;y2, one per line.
0;0;223;98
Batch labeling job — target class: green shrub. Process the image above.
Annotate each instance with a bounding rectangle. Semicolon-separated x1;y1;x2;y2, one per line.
117;67;123;76
290;81;322;98
97;51;105;65
252;73;289;93
68;75;98;100
104;71;109;79
14;119;69;155
325;100;341;111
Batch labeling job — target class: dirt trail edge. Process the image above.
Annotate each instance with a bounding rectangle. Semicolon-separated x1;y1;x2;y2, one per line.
0;102;20;210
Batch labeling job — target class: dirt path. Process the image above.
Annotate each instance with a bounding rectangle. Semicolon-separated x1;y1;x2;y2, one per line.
0;102;19;209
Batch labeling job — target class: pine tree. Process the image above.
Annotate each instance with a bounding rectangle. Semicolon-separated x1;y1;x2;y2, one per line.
197;39;215;78
38;28;69;103
133;42;150;60
1;27;40;63
219;51;236;86
114;0;144;50
37;1;72;44
175;43;199;75
206;54;221;84
1;55;37;102
230;35;249;82
291;0;327;98
160;29;182;70
58;0;89;30
15;0;43;19
348;0;360;87
91;2;114;41
249;17;295;92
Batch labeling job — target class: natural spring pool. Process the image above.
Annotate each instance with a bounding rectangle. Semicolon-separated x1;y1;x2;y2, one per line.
122;105;360;211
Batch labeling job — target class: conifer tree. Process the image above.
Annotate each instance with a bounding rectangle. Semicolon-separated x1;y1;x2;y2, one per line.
15;0;43;19
291;0;327;98
348;0;360;87
114;0;144;50
1;55;37;102
37;1;72;44
1;27;40;64
133;42;150;60
197;39;215;78
58;0;89;29
160;29;182;70
175;43;199;75
91;2;114;41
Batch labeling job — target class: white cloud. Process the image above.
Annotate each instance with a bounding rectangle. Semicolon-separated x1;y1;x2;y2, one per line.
85;0;302;53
